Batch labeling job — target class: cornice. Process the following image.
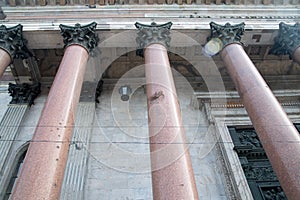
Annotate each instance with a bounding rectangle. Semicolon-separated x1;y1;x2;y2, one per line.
1;5;299;31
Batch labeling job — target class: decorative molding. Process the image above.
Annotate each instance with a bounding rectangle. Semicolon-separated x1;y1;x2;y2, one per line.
59;22;99;53
242;164;278;181
8;82;41;106
0;24;32;60
2;0;299;6
195;90;300;109
270;22;300;59
261;186;287;200
135;21;172;56
208;22;245;48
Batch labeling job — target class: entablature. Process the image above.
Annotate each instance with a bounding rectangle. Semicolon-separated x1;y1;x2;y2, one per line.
1;5;299;31
0;0;299;7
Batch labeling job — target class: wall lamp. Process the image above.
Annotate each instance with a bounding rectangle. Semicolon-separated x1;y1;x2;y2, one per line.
119;85;132;101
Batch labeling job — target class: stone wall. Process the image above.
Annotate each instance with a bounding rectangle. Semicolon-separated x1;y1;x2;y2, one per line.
84;74;228;199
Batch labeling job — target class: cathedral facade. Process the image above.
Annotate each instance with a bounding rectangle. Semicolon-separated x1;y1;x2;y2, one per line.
0;1;299;199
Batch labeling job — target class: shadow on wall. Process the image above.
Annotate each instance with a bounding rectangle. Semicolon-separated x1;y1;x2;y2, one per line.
0;7;6;19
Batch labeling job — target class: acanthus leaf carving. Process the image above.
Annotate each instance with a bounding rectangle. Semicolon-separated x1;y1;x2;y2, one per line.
135;21;172;56
208;22;245;49
270;22;300;59
8;82;41;106
59;22;99;53
0;24;32;60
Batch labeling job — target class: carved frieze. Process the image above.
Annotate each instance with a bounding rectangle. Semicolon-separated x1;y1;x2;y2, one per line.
270;22;300;59
238;130;262;148
262;186;287;200
242;163;277;181
0;24;32;60
59;22;99;53
208;22;245;49
135;21;172;55
8;82;41;106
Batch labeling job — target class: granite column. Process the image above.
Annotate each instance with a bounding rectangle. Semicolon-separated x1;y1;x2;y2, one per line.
208;22;300;200
11;22;98;200
136;22;198;200
0;83;40;199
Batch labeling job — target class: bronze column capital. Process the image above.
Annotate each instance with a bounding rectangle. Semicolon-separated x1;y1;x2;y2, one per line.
8;82;41;106
0;24;31;60
270;22;300;63
135;21;172;56
208;22;245;52
59;22;99;53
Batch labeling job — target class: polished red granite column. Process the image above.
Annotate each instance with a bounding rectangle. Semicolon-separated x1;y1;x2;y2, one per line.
208;22;300;200
292;46;300;65
271;22;300;65
11;22;98;200
136;22;199;200
0;24;29;78
0;49;11;77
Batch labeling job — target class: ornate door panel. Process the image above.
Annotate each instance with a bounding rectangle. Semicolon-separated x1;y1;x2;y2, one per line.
228;127;288;200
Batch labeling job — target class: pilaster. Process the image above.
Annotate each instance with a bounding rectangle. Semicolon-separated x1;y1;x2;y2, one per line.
270;22;300;59
60;102;95;200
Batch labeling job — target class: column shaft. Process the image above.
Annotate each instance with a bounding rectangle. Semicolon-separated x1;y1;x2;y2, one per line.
11;45;89;200
144;44;198;200
221;43;300;200
293;46;300;65
0;49;11;78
